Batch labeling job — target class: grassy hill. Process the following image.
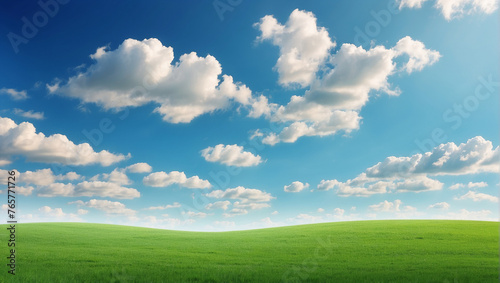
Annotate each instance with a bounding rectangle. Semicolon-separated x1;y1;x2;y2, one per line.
0;220;497;282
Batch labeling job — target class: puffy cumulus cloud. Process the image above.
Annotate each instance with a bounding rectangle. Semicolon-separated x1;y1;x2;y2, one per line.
205;201;231;210
455;191;499;202
70;199;136;216
255;9;335;87
283;181;309;193
254;21;439;145
49;38;256;124
146;202;181;210
143;171;211;189
449;182;488;190
393;36;441;73
0;117;128;166
428;202;450;210
398;0;498;20
91;168;131;186
126;162;152;173
365;136;499;178
0;88;27;100
317;137;497;197
368;199;417;213
37;181;140;199
206;186;275;203
19;168;82;186
201;144;263;167
317;208;325;213
13;109;45;120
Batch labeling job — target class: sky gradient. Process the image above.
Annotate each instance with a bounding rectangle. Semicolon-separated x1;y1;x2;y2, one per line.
0;0;498;231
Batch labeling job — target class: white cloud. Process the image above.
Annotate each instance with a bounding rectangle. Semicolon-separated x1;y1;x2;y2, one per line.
201;144;263;167
317;208;325;213
284;181;309;193
37;206;83;221
255;9;335;87
143;171;211;189
428;202;450;210
321;176;443;197
365;136;499;178
91;168;131;186
146;202;181;210
70;199;136;215
436;0;498;20
37;181;140;199
271;210;279;215
398;0;430;9
254;16;440;145
205;186;275;203
0;117;129;166
213;221;235;227
49;38;255;123
333;208;345;216
77;209;88;215
126;162;152;173
319;136;498;197
449;181;488;190
0;88;27;100
19;168;82;186
439;209;494;221
232;201;270;210
205;201;231;210
398;0;498;20
16;186;34;196
182;211;207;218
13;109;45;120
223;208;248;218
456;191;498;202
368;199;417;213
393;36;441;73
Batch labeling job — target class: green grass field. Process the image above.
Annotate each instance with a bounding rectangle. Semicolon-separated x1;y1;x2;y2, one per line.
0;220;497;282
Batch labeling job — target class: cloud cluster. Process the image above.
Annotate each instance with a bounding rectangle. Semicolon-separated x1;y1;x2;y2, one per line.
318;136;498;197
201;144;263;167
70;199;136;215
455;191;498;202
398;0;498;20
205;186;274;203
143;171;211;189
37;181;140;199
255;10;440;144
49;38;257;123
0;117;128;166
146;202;181;210
205;186;274;217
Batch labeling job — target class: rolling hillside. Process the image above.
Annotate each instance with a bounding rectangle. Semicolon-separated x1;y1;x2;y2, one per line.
0;220;498;282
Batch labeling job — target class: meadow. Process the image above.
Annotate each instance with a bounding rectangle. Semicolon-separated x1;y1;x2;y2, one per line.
0;220;497;282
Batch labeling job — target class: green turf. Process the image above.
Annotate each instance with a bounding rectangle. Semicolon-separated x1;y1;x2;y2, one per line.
0;220;497;282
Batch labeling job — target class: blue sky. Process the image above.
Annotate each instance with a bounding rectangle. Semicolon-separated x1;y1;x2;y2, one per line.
0;0;498;231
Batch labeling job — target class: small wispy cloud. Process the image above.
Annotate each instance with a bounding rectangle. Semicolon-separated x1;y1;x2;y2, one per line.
13;108;45;120
0;88;27;100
